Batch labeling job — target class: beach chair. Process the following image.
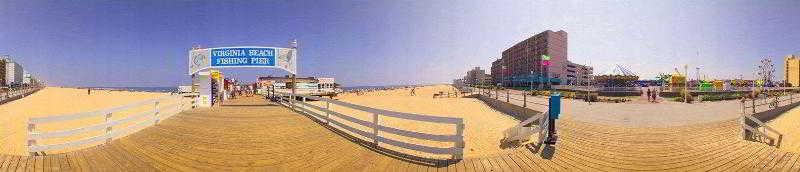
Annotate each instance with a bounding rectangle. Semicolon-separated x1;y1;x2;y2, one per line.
433;91;444;98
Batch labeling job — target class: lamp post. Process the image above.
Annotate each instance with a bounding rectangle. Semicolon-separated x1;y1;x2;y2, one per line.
530;70;534;91
684;64;689;103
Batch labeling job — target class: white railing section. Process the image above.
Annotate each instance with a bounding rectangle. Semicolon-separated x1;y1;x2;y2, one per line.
741;114;782;146
459;86;551;145
26;95;197;155
738;92;800;147
502;110;549;145
271;91;465;160
1;86;44;103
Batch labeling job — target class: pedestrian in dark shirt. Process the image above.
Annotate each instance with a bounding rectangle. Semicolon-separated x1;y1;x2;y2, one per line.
651;89;658;102
646;88;651;102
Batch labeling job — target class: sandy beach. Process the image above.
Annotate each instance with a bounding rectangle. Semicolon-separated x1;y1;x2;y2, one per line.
0;87;170;155
310;85;519;159
767;106;800;153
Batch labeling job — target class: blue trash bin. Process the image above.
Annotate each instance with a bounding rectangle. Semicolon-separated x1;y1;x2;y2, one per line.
549;92;561;119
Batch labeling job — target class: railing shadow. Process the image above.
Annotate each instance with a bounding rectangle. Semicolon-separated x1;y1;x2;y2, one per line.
277;101;462;167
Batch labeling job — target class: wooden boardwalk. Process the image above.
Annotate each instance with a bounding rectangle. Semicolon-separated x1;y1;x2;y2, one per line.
0;96;798;171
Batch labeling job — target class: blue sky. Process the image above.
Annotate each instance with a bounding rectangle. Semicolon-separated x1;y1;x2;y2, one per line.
0;0;798;87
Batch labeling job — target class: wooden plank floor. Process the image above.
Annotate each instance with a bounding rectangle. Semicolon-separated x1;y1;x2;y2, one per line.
1;96;799;171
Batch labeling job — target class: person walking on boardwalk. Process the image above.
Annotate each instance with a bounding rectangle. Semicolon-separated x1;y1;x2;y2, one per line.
652;88;658;103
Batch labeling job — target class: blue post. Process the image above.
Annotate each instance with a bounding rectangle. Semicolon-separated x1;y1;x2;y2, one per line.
546;92;561;144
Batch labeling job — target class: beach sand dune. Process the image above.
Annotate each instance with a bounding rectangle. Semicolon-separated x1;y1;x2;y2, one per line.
311;85;519;158
0;87;170;155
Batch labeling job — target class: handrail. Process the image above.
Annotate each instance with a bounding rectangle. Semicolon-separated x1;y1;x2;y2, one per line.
0;85;44;103
466;87;549;108
460;86;551;145
741;114;783;147
739;92;796;147
502;111;548;145
26;94;197;155
271;91;465;160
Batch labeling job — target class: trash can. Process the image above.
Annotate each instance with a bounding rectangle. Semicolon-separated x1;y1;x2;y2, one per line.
549;93;561;119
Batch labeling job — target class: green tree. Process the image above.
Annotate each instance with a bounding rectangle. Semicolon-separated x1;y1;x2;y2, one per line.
656;73;671;86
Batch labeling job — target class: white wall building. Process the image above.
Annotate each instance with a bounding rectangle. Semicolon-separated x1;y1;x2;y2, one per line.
5;59;23;86
23;71;31;85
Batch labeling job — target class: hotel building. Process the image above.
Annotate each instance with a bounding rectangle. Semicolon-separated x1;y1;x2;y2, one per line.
490;30;592;87
0;55;24;87
785;54;800;87
464;67;491;85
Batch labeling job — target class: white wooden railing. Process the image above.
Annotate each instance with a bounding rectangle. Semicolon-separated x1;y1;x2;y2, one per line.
738;92;800;147
270;91;465;160
26;95;197;155
458;86;550;145
1;85;44;103
502;111;549;145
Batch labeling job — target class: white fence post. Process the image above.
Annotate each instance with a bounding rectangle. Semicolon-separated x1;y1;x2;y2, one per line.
154;100;160;125
326;101;331;124
453;123;465;159
27;123;37;156
105;112;113;144
301;97;307;113
373;113;379;146
740;115;747;139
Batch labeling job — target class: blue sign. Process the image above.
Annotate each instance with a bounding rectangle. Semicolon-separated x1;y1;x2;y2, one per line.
210;47;276;67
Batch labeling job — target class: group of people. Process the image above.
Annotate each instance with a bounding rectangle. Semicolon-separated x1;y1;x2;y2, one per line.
228;84;257;99
645;88;659;103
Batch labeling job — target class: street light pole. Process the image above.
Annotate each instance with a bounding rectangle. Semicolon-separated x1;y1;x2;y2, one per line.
684;64;689;103
530;70;534;91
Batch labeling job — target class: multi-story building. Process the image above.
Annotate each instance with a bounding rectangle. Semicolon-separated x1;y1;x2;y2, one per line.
565;61;593;86
3;57;23;86
785;54;800;87
464;67;490;85
23;71;31;85
490;58;504;86
0;55;7;87
490;30;591;87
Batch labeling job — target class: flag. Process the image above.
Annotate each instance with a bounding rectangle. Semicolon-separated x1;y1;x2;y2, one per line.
541;54;551;66
541;54;551;60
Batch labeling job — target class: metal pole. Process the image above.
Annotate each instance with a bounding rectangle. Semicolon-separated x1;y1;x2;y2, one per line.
530;71;533;91
291;74;296;98
523;93;527;107
684;65;689;103
506;90;510;102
